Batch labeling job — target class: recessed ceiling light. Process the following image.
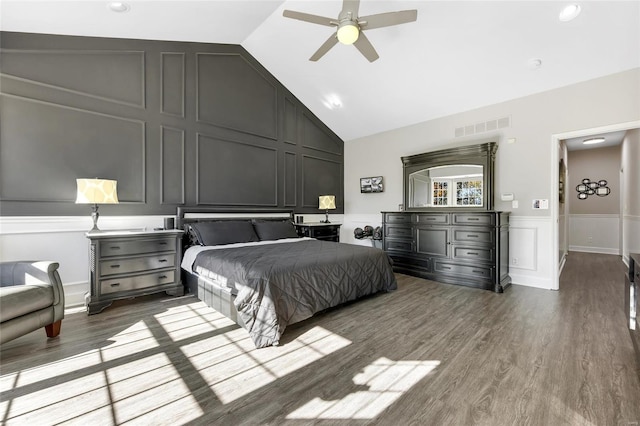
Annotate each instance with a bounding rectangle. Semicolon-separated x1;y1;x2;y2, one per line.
323;95;343;110
559;4;581;22
108;2;130;13
583;137;605;145
527;58;543;70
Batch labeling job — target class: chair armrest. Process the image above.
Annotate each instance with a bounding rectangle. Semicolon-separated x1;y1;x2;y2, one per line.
0;261;65;307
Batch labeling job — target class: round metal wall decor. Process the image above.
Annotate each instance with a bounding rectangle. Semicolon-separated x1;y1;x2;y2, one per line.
576;178;610;200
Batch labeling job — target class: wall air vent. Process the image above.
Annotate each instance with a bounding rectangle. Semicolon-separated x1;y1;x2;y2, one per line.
454;116;511;138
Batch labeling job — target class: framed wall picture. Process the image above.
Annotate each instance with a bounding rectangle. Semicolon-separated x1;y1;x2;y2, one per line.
361;176;384;193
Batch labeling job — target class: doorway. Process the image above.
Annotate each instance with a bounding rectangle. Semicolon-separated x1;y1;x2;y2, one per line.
550;120;640;290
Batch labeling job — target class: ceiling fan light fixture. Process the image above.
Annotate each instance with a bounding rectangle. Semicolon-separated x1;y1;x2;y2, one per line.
337;22;359;45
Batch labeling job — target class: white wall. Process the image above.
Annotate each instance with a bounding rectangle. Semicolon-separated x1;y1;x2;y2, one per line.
621;129;640;264
342;68;640;289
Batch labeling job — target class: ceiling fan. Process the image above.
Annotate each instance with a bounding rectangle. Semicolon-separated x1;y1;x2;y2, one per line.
283;0;417;62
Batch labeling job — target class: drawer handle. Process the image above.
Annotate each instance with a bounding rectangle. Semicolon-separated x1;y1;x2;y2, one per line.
110;246;121;250
467;252;479;256
472;270;484;274
467;234;479;238
442;266;451;270
426;217;436;221
466;217;480;221
159;275;168;279
159;242;168;246
158;259;168;263
110;283;121;287
110;264;121;268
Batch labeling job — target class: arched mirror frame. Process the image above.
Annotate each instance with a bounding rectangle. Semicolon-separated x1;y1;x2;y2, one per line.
402;142;497;211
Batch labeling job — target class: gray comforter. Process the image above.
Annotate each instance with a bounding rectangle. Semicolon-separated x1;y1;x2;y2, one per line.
192;240;397;348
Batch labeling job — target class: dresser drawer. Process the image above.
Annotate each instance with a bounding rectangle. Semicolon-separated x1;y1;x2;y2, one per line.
384;239;414;253
434;261;493;280
453;228;494;244
452;213;494;226
100;238;175;257
415;214;449;225
452;246;493;262
101;270;176;295
384;213;412;224
385;226;412;239
100;254;176;277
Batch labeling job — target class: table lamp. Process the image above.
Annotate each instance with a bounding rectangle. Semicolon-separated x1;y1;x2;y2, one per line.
76;178;119;232
318;195;336;223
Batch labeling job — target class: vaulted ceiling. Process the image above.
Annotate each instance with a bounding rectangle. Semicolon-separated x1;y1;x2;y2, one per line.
2;1;638;141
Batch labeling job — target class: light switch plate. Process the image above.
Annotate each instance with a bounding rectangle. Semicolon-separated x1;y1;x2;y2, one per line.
512;200;519;208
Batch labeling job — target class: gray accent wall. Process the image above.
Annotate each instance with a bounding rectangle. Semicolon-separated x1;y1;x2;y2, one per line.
0;32;344;216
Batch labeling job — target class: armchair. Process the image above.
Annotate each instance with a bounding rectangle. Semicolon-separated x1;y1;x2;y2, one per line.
0;261;65;344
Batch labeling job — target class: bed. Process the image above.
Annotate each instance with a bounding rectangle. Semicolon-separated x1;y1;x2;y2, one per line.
177;208;397;348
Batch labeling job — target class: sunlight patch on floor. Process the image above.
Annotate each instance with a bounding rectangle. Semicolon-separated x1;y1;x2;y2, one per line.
106;353;203;425
154;304;238;343
181;326;352;404
287;358;440;420
0;350;103;391
0;371;110;424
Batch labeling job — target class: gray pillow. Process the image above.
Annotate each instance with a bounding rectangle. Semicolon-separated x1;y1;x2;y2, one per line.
188;221;259;246
253;220;299;241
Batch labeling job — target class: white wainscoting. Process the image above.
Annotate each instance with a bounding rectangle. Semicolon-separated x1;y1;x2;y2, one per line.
341;214;382;247
568;214;621;255
508;216;554;290
0;216;167;307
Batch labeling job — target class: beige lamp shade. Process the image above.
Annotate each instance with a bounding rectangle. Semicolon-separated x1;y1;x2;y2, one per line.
318;195;336;210
75;179;119;204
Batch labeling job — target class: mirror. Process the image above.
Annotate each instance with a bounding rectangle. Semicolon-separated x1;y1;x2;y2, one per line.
409;165;484;208
402;142;497;211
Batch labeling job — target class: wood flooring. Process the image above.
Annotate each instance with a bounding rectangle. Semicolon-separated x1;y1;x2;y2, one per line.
1;252;639;425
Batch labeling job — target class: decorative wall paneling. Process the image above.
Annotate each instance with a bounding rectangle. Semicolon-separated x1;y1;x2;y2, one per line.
0;31;344;216
569;214;621;255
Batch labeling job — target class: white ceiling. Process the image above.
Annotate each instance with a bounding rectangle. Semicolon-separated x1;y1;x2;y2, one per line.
1;1;639;142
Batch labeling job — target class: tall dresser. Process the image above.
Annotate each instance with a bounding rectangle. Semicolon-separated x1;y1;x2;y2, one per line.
382;210;510;293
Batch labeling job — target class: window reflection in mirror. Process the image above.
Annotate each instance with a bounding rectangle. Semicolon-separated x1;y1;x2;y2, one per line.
409;165;483;208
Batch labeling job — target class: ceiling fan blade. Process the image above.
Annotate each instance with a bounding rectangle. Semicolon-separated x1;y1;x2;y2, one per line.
359;10;418;30
283;10;335;27
353;31;379;62
340;0;360;18
310;34;339;61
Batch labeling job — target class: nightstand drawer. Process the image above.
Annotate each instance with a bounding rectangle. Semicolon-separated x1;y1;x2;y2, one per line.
101;270;176;294
101;238;175;257
311;226;339;238
99;254;176;277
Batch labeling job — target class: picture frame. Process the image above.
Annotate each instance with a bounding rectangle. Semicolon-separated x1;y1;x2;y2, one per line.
360;176;384;193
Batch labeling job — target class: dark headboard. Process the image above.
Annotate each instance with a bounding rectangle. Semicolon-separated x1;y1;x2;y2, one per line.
176;207;295;249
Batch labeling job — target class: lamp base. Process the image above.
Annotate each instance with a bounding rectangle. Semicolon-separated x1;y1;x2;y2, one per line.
320;209;331;224
89;204;101;232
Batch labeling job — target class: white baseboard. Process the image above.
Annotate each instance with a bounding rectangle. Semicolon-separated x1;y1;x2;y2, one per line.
510;273;554;290
64;281;88;308
569;245;620;255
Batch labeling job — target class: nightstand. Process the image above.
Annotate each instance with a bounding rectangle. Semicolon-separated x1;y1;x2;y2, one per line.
85;229;184;314
294;223;341;242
